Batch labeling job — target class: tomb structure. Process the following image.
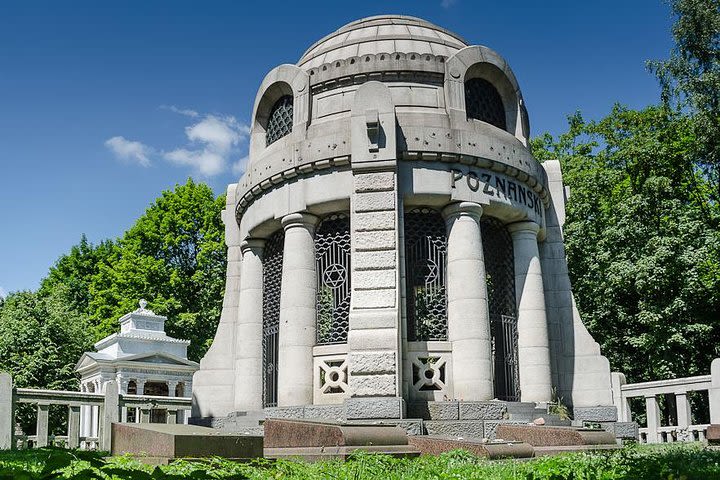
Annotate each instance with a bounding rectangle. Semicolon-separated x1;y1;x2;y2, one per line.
192;15;617;430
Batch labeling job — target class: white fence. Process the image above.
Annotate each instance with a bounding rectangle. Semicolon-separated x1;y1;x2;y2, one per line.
0;372;192;451
612;359;720;443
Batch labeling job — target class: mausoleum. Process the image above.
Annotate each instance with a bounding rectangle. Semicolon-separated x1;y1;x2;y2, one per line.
76;300;198;436
192;15;617;428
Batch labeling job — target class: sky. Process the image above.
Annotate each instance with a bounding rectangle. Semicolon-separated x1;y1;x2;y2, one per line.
0;0;675;296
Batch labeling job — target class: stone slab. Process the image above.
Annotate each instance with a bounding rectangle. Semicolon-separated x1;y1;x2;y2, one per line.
573;406;618;422
111;423;263;461
495;425;616;447
706;424;720;444
264;445;419;462
408;435;534;459
424;420;485;439
459;402;507;420
345;397;405;419
263;418;409;448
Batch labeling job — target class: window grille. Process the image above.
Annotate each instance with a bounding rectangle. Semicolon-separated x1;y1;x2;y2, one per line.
265;95;293;146
465;78;506;131
315;214;351;345
481;217;519;401
262;230;284;407
404;208;448;341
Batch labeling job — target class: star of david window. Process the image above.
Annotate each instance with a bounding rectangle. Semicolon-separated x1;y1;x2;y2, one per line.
265;95;294;146
315;213;351;345
404;208;448;341
465;78;506;131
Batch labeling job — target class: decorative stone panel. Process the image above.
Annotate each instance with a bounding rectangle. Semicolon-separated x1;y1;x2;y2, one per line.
313;355;349;405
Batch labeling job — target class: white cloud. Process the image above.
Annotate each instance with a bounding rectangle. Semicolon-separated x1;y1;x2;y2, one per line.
160;105;199;118
104;136;152;167
0;286;6;299
163;114;250;177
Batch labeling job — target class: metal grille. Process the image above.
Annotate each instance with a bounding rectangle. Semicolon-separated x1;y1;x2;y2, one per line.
481;217;520;401
265;95;293;146
465;78;507;131
404;208;448;341
315;214;351;344
262;230;284;408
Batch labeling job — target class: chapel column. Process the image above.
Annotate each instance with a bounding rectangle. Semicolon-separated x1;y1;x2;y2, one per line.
443;201;494;401
508;221;553;403
233;239;265;412
277;212;318;407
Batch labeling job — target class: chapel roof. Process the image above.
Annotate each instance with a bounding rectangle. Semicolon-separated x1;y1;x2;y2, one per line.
298;15;468;69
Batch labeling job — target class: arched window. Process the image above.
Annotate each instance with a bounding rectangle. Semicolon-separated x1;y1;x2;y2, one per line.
315;214;351;345
481;217;519;401
464;78;506;131
404;208;448;342
266;95;294;146
262;230;284;407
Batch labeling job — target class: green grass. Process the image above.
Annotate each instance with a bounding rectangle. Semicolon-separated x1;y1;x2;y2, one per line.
1;443;720;479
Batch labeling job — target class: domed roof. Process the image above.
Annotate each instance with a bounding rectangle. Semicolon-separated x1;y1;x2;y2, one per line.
298;15;468;69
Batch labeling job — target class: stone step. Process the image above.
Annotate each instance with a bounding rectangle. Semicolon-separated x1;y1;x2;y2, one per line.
424;419;529;440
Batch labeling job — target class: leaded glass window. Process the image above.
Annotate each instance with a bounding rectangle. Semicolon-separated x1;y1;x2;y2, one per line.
266;95;293;146
465;78;506;131
481;217;519;401
262;230;284;408
404;208;448;341
315;214;351;345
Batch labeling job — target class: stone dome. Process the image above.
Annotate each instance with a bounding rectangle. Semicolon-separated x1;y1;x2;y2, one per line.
298;15;468;69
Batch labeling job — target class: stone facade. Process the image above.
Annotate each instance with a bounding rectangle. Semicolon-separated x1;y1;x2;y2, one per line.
192;15;615;424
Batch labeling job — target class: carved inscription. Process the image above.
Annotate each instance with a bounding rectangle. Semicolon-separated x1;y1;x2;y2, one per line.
450;169;542;216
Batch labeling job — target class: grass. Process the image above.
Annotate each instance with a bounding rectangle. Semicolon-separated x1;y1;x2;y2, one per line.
1;443;720;479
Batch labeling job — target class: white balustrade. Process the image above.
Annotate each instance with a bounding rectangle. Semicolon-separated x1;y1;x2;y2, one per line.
612;358;720;444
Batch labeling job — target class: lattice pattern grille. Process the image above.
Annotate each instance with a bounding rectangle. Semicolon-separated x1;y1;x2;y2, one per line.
404;208;448;341
481;217;520;401
266;95;293;146
315;214;351;344
262;230;284;408
465;78;507;131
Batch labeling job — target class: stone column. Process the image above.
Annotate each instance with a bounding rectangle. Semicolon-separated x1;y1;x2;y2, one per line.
167;380;178;397
277;212;318;407
676;391;692;431
443;202;493;401
136;380;145;423
645;395;661;443
508;221;553;403
233;238;265;412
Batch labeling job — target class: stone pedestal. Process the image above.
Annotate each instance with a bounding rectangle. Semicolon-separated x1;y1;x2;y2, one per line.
443;202;493;401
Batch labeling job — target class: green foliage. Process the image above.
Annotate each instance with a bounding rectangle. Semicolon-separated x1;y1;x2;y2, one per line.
532;106;720;382
2;444;720;479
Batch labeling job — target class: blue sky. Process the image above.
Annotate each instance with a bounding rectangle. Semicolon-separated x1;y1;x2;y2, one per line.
0;0;674;296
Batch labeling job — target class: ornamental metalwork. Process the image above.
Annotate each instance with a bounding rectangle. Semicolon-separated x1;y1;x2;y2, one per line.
481;217;520;401
315;214;351;344
266;95;293;146
465;78;506;131
404;208;448;341
262;230;284;407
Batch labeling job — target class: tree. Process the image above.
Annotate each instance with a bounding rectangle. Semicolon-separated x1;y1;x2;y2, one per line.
88;179;226;361
649;0;720;200
532;106;720;382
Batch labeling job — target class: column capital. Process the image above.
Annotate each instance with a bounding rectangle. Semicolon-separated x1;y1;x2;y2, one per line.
240;238;266;253
442;201;483;221
507;220;540;236
281;212;319;231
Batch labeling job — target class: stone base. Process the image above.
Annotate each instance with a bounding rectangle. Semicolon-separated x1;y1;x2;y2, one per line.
111;423;263;462
573;406;618;422
345;397;406;419
263;418;420;460
496;425;616;447
408;435;533;459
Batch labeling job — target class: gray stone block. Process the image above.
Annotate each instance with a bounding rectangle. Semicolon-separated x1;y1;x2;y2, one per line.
424;420;485;439
601;421;638;440
459;401;506;420
265;406;305;419
573;406;618;422
426;402;459;420
345;397;405;419
304;405;345;421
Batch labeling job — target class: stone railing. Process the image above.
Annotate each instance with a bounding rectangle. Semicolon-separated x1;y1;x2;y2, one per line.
612;359;720;443
0;372;192;451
